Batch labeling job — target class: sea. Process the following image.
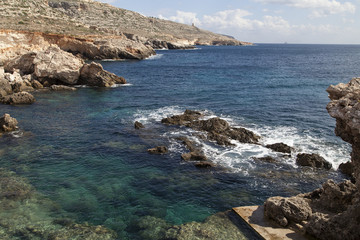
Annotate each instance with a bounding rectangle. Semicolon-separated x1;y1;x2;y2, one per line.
1;44;360;239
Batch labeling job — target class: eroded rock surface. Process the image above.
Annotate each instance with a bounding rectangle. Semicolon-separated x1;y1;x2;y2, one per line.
79;62;126;87
296;153;332;170
1;91;36;105
0;114;18;132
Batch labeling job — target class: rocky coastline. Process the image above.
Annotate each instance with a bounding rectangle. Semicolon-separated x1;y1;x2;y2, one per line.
263;78;360;240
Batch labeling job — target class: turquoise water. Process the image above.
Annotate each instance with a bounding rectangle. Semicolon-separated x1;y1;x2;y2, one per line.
1;44;359;239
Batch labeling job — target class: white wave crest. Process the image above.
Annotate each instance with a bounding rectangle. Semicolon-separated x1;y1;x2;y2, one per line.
145;54;164;60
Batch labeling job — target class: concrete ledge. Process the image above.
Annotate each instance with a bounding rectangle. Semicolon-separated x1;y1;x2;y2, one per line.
233;205;312;240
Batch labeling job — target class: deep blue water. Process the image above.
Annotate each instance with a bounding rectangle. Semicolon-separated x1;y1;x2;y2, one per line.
1;44;360;239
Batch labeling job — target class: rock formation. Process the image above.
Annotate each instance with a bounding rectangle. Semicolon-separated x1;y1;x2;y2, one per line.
0;114;18;132
147;146;168;154
79;62;126;87
263;78;360;240
327;78;360;189
296;153;332;170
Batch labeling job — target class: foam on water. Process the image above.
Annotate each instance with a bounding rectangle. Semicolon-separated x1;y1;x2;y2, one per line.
111;83;133;88
145;54;164;60
132;106;351;172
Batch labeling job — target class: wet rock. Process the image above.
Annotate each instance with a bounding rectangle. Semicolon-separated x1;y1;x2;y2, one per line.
34;46;84;85
1;91;35;105
296;153;332;170
147;146;168;154
50;85;77;91
253;156;277;163
195;161;215;168
161;109;202;125
189;117;229;132
227;127;260;144
338;161;354;179
207;131;234;146
79;62;126;87
266;143;292;154
134;121;144;129
0;114;18;132
181;151;207;161
264;196;312;227
48;223;117;240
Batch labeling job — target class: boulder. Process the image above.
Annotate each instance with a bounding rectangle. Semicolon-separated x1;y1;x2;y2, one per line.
161;110;203;125
134;121;144;129
0;114;18;132
176;136;197;152
50;85;77;91
0;76;13;98
1;91;36;105
79;62;126;87
31;79;44;89
266;143;292;154
147;146;168;154
33;46;84;85
264;196;312;227
181;151;207;161
296;153;332;170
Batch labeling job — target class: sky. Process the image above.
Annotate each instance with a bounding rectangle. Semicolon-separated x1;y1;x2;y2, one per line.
98;0;360;44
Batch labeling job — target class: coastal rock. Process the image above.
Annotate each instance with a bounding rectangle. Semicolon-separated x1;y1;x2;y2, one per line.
33;46;84;85
147;146;168;154
176;136;197;152
0;76;13;98
134;121;144;129
31;79;44;89
338;161;354;179
161;109;203;125
266;142;292;154
1;91;35;105
327;77;360;190
0;114;18;132
296;153;332;170
181;151;207;161
264;196;312;227
4;52;37;75
50;85;77;91
79;62;126;87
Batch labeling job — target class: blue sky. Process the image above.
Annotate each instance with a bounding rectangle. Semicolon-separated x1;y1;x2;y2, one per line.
99;0;360;44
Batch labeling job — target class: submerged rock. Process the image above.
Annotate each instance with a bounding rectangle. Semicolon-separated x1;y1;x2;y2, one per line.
181;151;207;161
296;153;332;170
253;156;277;163
0;114;18;132
1;91;36;105
0;168;33;200
194;161;215;168
265;143;292;154
147;146;168;154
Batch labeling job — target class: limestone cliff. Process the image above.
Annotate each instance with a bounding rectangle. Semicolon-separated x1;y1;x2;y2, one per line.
0;0;251;50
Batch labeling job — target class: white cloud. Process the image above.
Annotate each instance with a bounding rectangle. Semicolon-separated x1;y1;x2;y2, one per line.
255;0;356;17
160;11;201;25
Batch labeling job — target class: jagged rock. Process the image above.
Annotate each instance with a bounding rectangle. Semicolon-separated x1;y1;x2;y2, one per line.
1;91;35;105
296;153;332;170
50;85;77;91
79;62;126;87
327;77;360;190
0;114;18;132
194;161;215;168
338;161;354;178
264;196;312;227
147;146;168;154
181;151;207;161
176;136;198;152
4;52;37;75
33;46;84;85
266;143;292;154
161;109;203;125
134;121;144;129
189;117;230;132
207;131;234;146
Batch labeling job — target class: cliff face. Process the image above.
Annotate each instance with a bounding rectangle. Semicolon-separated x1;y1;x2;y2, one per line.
327;78;360;189
0;0;250;49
